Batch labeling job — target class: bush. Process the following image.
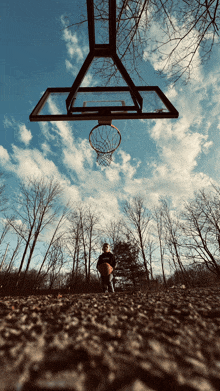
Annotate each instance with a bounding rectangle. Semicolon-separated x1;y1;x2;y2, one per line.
167;264;220;288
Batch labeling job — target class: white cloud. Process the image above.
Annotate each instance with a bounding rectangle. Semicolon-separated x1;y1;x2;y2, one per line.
61;16;89;63
62;29;84;62
161;131;206;172
46;97;74;147
115;56;219;210
113;150;139;180
41;142;53;156
39;122;57;142
202;141;213;154
83;192;121;226
166;87;178;99
65;59;78;76
11;145;57;180
143;14;202;82
141;79;215;207
81;73;94;87
105;167;120;183
63;138;94;175
0;145;10;163
2;144;81;204
3;117;32;146
3;116;15;128
63;184;80;204
18;124;32;145
8;218;23;229
65;57;94;87
61;20;95;87
63;147;86;174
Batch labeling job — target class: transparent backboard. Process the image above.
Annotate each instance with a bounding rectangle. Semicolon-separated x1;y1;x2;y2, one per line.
29;86;178;122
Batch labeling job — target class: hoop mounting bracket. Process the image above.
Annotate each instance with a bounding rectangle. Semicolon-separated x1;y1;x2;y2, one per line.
66;0;143;115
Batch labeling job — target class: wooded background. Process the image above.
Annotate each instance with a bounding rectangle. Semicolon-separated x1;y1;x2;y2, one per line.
0;173;220;293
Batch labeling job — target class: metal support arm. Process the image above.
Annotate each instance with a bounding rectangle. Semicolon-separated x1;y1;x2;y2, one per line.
66;0;143;115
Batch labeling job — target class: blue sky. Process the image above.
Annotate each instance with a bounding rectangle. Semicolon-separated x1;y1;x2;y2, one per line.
1;0;220;276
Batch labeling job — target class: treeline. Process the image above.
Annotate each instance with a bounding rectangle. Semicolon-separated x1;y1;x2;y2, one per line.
0;174;220;294
0;261;218;294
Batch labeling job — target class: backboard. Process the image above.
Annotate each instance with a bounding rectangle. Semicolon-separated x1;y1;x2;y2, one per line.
29;86;178;122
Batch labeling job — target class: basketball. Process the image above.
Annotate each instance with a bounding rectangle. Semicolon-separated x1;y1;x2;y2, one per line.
98;263;113;276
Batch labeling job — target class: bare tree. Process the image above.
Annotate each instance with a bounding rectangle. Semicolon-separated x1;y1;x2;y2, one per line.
4;218;28;278
102;218;125;249
0;243;9;273
160;199;189;285
64;0;220;84
181;187;220;278
66;211;82;288
145;236;157;280
6;177;63;288
0;220;10;248
85;206;101;283
45;241;66;290
0;172;8;213
6;235;23;273
154;206;167;286
67;204;101;286
123;196;151;283
0;227;23;289
34;203;70;287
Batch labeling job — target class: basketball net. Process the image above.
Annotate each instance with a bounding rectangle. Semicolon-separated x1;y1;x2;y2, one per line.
89;122;121;167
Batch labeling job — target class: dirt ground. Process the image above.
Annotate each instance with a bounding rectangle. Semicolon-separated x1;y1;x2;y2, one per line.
0;286;220;391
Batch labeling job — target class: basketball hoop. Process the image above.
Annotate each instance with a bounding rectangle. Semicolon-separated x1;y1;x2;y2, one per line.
29;0;179;171
89;122;121;166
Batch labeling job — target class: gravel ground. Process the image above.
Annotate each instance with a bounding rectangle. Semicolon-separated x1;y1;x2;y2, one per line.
1;287;220;391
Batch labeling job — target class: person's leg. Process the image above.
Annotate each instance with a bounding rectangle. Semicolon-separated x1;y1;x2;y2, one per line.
101;276;108;292
108;274;114;292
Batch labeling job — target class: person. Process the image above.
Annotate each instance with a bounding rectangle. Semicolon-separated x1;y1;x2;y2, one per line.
97;243;116;293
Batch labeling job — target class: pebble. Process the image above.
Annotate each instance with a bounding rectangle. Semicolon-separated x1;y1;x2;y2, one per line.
0;287;220;390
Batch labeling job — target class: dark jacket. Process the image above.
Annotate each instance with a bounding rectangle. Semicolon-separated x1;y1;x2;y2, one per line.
97;252;116;270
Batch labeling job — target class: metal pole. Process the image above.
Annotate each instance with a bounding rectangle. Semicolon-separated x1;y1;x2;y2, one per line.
109;0;116;51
